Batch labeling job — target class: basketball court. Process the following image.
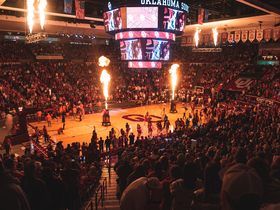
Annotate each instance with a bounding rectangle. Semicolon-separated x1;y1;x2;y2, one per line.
28;102;205;148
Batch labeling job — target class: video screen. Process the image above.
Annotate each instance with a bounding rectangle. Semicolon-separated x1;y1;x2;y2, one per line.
127;7;158;28
163;8;185;31
145;39;170;61
120;39;143;60
103;8;122;32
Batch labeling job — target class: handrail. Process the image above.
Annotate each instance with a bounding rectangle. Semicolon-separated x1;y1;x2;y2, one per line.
85;200;93;210
95;185;103;210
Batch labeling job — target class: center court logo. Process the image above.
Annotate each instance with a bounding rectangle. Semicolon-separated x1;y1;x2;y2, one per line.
235;78;253;88
122;114;162;122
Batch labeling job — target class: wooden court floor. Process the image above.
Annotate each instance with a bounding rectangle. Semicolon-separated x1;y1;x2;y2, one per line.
30;103;206;148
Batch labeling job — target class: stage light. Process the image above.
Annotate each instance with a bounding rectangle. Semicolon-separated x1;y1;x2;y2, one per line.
75;34;78;37
213;27;218;46
195;27;201;47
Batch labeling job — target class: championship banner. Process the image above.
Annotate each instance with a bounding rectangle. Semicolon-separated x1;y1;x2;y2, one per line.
235;31;241;43
272;28;280;41
249;30;255;42
241;31;248;43
199;35;204;45
210;34;214;45
223;77;254;92
181;36;187;46
221;32;228;44
264;29;272;42
256;29;263;42
204;34;210;45
181;36;194;46
192;48;222;52
217;33;221;44
228;34;234;43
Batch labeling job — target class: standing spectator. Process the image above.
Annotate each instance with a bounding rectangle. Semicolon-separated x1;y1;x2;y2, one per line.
3;136;11;155
170;162;203;210
46;113;52;127
120;177;163;210
41;167;67;210
191;162;222;210
43;126;49;143
105;136;111;152
220;164;263;210
116;156;134;198
60;159;80;209
37;110;42;123
160;165;181;210
98;137;104;153
20;160;50;210
62;114;66;130
0;160;31;210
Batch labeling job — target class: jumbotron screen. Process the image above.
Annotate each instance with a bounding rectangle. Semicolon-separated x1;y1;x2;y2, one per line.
120;39;143;60
163;8;185;31
127;7;158;28
103;8;122;32
145;39;170;61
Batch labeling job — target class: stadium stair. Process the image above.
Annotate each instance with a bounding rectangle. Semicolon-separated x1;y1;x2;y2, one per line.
193;65;203;88
81;156;120;210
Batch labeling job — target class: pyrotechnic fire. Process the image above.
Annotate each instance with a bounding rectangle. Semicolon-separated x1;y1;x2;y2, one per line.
195;27;201;47
99;56;110;67
27;0;35;34
39;0;47;30
100;70;111;109
213;27;218;46
169;64;179;100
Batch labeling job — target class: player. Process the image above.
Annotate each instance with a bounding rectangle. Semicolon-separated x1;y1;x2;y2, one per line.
161;107;166;121
137;124;142;138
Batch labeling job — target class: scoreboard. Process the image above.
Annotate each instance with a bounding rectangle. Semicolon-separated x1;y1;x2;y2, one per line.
103;0;189;68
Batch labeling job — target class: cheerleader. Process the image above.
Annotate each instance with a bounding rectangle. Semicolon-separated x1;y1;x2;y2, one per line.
161;107;166;121
157;121;162;134
148;121;153;137
125;123;130;136
165;120;170;134
137;124;142;138
144;111;149;125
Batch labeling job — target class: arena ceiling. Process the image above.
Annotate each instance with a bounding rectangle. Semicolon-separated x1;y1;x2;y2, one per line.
0;0;280;38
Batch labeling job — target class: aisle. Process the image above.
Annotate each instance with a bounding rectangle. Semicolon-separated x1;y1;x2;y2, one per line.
100;156;120;210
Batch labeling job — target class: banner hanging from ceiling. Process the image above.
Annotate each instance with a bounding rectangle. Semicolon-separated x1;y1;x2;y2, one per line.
242;31;248;43
235;31;241;43
256;29;263;42
228;33;234;43
249;30;255;42
272;28;280;41
221;32;228;44
264;29;272;42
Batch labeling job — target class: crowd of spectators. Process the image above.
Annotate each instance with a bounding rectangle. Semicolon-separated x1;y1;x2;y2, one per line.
0;140;102;210
0;41;31;62
113;100;280;210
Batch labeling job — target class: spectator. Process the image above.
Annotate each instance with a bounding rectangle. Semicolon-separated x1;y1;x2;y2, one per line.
120;177;163;210
20;160;50;210
220;164;263;210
